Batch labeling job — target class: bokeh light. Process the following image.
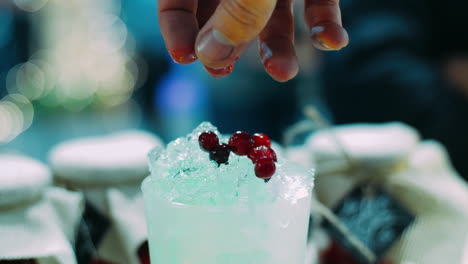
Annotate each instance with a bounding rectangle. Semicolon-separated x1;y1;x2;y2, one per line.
24;0;139;109
2;0;145;143
0;94;33;143
88;14;128;54
15;62;47;100
5;94;34;132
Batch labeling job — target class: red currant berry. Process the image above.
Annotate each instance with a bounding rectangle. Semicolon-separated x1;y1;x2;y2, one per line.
252;133;271;148
228;131;254;156
199;131;219;152
247;146;277;163
255;157;276;179
209;144;231;165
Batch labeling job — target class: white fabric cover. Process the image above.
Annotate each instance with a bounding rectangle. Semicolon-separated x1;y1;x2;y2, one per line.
307;123;468;264
0;154;51;207
385;141;468;263
0;154;81;263
48;130;164;264
308;122;419;168
108;188;147;264
49;130;163;186
285;146;315;169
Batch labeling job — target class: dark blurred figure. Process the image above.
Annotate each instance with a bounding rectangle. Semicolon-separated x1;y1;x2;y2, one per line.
320;0;468;180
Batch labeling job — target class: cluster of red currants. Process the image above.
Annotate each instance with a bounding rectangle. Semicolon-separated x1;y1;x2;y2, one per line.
198;131;278;180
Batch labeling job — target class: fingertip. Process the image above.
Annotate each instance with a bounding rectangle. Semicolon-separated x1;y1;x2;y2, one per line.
169;48;197;65
204;64;234;78
264;57;299;82
196;29;235;68
159;9;199;64
196;30;250;70
310;23;349;51
259;40;298;82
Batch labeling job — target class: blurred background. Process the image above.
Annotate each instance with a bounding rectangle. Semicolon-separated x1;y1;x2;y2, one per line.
1;0;468;181
0;0;320;158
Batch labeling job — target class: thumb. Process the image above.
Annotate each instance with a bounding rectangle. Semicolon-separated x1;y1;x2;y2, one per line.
196;0;277;69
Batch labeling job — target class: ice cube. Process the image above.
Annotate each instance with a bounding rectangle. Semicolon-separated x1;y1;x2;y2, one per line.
148;122;313;206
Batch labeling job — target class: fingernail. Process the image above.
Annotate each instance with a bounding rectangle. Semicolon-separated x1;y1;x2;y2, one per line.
310;26;332;50
310;26;325;36
204;64;234;78
260;42;273;63
169;48;197;64
197;29;234;62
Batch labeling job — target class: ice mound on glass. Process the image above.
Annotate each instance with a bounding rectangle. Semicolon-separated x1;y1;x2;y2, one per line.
147;122;314;206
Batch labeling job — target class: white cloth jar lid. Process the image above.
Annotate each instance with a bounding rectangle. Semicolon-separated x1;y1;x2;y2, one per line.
0;154;51;207
408;140;452;172
306;122;420;168
0;187;80;263
49;130;164;187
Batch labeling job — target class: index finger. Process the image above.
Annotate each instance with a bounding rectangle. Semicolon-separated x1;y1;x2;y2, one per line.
158;0;199;64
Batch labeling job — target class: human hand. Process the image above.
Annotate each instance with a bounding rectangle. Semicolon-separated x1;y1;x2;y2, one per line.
158;0;348;82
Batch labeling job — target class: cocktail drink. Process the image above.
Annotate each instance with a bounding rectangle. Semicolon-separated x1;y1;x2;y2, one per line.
142;123;314;264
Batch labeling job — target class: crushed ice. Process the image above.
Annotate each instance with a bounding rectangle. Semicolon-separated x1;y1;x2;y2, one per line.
148;122;314;205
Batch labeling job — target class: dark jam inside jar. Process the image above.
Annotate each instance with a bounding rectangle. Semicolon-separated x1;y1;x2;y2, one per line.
0;260;38;264
137;241;150;264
